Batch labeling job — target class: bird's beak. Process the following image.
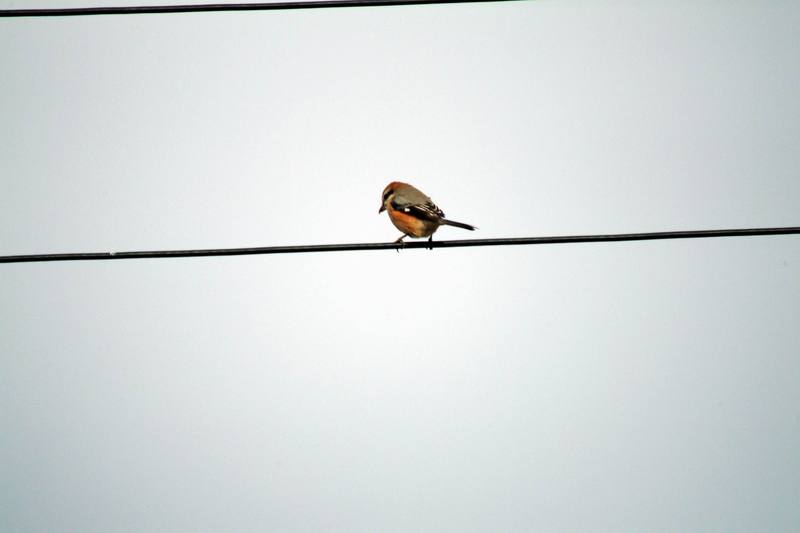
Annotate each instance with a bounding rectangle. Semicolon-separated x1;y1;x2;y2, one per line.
378;205;386;214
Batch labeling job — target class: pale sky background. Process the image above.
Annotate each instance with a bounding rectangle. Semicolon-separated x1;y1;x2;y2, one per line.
2;1;799;531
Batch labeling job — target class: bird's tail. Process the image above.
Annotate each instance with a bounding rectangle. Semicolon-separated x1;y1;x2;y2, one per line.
442;219;477;231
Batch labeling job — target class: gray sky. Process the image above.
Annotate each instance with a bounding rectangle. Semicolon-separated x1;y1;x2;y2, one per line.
2;1;799;531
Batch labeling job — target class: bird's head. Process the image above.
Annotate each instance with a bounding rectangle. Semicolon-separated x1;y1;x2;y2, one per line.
379;181;406;213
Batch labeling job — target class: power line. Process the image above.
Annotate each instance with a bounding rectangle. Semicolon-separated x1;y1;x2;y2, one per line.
1;226;798;263
0;0;519;17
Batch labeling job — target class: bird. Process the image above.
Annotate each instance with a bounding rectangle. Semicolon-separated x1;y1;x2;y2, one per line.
379;181;476;246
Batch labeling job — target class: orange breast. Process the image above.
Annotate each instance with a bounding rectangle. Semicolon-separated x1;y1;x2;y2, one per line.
387;208;440;238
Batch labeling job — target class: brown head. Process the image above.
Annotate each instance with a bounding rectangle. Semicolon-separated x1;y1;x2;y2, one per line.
378;181;409;213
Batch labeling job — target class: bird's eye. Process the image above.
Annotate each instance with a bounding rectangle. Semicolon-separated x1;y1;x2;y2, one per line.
382;189;393;201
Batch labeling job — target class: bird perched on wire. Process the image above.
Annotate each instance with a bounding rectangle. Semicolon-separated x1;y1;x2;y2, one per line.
379;181;476;246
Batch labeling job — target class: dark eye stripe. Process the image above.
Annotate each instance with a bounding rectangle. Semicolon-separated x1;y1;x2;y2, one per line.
382;190;393;201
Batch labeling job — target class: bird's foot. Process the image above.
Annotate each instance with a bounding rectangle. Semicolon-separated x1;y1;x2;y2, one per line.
394;235;407;253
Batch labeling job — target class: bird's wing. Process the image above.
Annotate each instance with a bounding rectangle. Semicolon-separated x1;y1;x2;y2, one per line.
392;199;446;222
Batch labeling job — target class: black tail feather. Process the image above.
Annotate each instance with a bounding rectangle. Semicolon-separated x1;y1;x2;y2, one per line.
442;219;477;231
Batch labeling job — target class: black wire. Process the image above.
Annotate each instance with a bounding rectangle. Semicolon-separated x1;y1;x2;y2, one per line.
0;0;519;17
1;227;798;263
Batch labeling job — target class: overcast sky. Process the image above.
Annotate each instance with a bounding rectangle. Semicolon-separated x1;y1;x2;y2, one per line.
2;1;799;531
